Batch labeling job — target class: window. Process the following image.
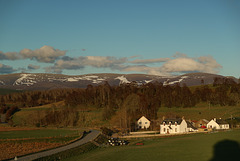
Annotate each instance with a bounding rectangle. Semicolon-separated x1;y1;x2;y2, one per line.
163;128;166;132
139;122;142;124
175;128;177;132
145;122;148;124
163;122;165;126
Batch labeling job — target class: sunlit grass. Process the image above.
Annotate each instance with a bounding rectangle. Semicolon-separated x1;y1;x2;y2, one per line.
64;129;240;161
0;129;80;139
157;105;240;120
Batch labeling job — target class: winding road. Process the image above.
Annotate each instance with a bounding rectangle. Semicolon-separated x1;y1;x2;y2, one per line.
12;130;101;161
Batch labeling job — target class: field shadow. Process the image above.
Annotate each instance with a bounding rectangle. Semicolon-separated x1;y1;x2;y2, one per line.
209;139;240;161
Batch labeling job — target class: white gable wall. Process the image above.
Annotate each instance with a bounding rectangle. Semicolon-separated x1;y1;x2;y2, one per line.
207;119;229;130
219;124;229;129
160;124;179;134
137;116;150;129
207;120;220;129
160;119;188;134
179;120;188;133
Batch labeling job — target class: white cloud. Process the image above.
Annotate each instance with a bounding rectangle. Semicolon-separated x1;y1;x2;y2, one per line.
130;58;170;64
45;56;128;73
161;57;202;72
28;64;40;70
0;51;20;60
83;56;127;68
0;64;17;74
173;52;188;58
0;46;66;63
121;65;149;72
1;46;222;76
45;59;85;74
160;56;222;74
120;65;170;76
45;54;222;75
20;45;66;63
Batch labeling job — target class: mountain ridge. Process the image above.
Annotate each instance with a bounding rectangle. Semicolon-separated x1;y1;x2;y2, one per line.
0;72;237;90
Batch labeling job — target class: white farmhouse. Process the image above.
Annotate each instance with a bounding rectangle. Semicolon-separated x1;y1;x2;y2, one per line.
207;118;229;130
160;118;188;134
137;116;151;129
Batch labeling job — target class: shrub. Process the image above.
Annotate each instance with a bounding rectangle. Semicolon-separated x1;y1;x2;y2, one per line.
34;142;98;161
100;127;113;136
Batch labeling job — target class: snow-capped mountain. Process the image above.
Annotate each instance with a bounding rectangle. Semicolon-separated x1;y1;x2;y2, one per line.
0;73;236;90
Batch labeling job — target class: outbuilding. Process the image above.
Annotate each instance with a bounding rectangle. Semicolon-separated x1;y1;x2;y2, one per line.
195;119;209;128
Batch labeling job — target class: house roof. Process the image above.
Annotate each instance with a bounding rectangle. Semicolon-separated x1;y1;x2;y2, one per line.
186;121;198;130
138;116;150;122
196;119;209;124
215;119;228;125
162;118;183;125
202;119;209;123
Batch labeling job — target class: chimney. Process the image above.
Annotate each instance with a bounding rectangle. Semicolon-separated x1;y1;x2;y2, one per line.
182;116;185;120
162;116;165;121
214;118;216;121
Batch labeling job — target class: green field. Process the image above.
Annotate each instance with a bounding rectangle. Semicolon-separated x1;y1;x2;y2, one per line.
63;130;240;161
12;101;240;128
0;128;80;139
12;104;105;127
157;105;240;121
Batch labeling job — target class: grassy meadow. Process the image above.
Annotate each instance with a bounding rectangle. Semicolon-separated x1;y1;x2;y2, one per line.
11;102;106;128
0;128;80;139
1;86;240;161
63;129;240;161
157;104;240;121
11;101;240;128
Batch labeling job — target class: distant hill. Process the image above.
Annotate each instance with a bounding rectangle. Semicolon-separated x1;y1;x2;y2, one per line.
0;72;237;90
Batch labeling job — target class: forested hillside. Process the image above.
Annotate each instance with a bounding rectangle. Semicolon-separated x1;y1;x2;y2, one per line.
1;77;239;127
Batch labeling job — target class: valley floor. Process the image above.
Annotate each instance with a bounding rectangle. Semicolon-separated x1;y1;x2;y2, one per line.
63;129;240;161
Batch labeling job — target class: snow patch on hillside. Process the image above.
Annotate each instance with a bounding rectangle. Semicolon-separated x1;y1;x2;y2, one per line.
0;80;5;85
181;76;189;79
66;77;80;82
14;74;37;86
64;75;107;84
163;76;189;86
13;74;108;86
144;80;152;83
48;77;65;82
194;76;205;79
115;76;131;84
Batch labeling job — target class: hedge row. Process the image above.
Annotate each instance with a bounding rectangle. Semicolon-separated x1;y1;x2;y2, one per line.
94;134;108;145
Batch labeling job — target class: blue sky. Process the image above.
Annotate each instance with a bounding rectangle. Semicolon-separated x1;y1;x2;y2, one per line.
0;0;239;77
